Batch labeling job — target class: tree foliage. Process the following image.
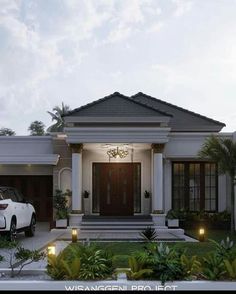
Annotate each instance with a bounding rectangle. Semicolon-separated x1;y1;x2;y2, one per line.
47;102;71;132
0;127;15;136
28;120;46;136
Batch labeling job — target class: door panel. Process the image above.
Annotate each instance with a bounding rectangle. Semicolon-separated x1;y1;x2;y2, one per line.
0;176;53;222
99;163;134;216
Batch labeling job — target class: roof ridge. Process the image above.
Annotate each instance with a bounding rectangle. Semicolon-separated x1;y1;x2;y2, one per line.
65;92;172;117
131;92;225;126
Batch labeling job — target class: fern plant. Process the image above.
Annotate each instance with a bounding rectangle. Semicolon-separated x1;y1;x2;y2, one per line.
139;227;158;241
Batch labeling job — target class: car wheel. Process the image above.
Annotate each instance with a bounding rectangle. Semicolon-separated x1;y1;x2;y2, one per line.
25;215;36;237
8;219;17;242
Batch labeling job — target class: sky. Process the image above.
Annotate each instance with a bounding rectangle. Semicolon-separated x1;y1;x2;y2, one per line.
0;0;236;134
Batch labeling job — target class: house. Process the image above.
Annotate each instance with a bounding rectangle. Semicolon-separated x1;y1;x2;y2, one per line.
0;92;233;228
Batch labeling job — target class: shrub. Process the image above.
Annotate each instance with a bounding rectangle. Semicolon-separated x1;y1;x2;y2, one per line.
134;243;186;284
180;255;201;279
117;256;152;280
0;238;45;277
47;244;114;280
210;236;235;262
224;259;236;280
202;254;226;280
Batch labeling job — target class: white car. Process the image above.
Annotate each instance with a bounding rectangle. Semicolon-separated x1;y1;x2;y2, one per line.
0;186;36;241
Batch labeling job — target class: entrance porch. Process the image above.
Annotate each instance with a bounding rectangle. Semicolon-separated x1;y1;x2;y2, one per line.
68;143;167;227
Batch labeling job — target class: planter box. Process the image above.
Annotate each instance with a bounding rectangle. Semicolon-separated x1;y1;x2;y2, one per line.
167;219;179;228
151;213;166;227
56;219;67;228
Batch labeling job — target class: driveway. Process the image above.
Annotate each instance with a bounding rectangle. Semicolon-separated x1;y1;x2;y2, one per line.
0;222;64;268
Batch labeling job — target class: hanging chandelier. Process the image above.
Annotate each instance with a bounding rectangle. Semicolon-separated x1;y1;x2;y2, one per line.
107;146;129;159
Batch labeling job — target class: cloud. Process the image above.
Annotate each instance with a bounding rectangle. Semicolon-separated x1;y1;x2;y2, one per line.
172;0;193;17
146;22;164;33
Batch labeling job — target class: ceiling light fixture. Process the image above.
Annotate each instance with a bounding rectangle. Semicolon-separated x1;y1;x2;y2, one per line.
107;146;129;159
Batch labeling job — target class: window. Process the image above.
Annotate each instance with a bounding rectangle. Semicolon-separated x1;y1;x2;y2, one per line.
172;162;217;212
205;163;217;211
173;163;185;210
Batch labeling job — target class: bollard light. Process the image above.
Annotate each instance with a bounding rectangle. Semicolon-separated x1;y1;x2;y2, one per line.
72;228;78;243
47;244;56;256
198;228;205;242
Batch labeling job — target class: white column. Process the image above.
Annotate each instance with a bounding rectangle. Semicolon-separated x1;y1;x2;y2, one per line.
72;152;82;212
151;144;166;227
69;144;83;227
153;152;163;212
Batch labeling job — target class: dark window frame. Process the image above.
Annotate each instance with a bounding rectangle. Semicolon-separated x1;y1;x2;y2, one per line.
172;161;218;212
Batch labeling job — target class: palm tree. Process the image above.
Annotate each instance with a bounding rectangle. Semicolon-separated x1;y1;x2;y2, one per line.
199;135;236;233
28;121;45;136
0;127;15;136
47;102;71;132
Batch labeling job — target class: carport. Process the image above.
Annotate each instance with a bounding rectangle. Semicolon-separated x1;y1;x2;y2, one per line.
0;136;59;224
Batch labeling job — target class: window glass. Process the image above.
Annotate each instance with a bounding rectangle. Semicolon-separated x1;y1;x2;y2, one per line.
172;163;185;210
7;189;17;202
172;162;217;212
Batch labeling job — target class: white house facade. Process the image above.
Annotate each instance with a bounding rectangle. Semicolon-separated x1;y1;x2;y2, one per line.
0;92;234;228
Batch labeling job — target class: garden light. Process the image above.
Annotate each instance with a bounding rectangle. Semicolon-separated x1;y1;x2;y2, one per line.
47;244;56;256
72;227;78;243
198;228;205;242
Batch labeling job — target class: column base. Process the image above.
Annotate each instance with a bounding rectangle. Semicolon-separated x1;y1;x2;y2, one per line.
151;213;167;227
69;213;84;227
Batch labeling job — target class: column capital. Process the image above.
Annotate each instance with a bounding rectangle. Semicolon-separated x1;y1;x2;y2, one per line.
152;143;165;153
70;143;83;153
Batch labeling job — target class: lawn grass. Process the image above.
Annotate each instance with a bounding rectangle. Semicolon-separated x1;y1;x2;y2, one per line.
93;230;236;267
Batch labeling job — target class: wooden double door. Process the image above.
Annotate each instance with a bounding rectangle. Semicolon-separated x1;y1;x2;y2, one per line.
97;163;135;216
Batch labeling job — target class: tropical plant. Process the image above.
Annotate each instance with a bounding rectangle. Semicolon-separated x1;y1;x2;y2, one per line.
78;245;113;280
210;237;235;262
224;258;236;280
47;102;71;132
28;120;46;136
139;226;158;241
199;135;236;232
180;254;201;279
47;250;68;280
116;256;152;280
202;254;226;280
47;244;113;281
134;243;185;284
53;189;68;220
0;127;15;136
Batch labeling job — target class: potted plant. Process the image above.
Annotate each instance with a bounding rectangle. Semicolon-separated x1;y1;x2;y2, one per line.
53;189;68;228
166;209;179;228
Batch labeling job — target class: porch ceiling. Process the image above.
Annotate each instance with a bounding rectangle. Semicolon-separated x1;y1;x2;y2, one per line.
83;143;151;151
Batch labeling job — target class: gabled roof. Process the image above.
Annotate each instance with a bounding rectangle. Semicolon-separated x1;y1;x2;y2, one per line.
64;91;225;132
131;92;225;132
65;92;172;117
